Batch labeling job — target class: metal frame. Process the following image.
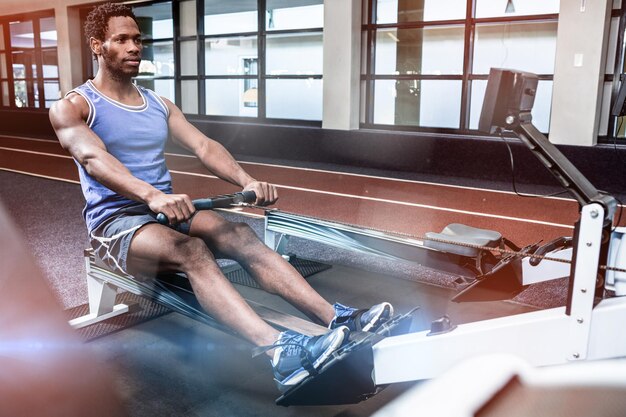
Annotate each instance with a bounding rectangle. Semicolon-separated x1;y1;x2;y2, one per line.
371;203;626;384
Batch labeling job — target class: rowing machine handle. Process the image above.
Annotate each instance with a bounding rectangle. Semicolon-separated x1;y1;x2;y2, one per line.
156;191;257;225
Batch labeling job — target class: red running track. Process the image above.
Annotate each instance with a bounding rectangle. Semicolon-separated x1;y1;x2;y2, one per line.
1;135;623;247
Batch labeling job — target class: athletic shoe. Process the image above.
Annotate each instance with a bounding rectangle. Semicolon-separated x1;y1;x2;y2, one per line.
329;302;394;332
271;326;349;391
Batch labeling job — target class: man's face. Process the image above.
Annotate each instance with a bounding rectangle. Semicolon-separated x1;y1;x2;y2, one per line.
95;16;143;80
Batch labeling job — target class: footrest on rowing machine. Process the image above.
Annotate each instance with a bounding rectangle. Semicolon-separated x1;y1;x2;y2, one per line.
275;308;418;406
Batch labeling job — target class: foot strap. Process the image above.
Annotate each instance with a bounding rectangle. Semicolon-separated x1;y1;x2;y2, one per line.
333;309;367;331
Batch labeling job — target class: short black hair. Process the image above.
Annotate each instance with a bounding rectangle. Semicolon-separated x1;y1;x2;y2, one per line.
84;2;138;46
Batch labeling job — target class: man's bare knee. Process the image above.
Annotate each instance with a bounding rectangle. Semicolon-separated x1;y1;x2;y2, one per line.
174;235;215;270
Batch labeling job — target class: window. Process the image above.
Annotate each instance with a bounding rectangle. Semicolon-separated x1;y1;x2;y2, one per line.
361;0;559;133
178;0;323;122
608;1;626;143
0;11;60;109
132;2;175;103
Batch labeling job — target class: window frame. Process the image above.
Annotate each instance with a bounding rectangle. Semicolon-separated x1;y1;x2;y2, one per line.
0;10;60;110
360;0;559;135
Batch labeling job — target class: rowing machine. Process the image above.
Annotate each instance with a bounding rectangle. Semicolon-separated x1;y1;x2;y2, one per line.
371;68;626;384
69;191;258;329
270;69;626;405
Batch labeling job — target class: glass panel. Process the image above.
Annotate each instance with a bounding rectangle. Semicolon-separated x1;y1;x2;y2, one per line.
599;82;611;137
181;80;198;114
0;24;5;50
266;32;322;75
475;0;559;18
14;80;27;107
44;80;60;108
1;81;8;106
473;21;558;75
139;41;174;76
205;36;257;75
12;51;37;78
33;80;40;108
376;0;466;24
205;78;258;117
180;0;197;37
606;17;619;74
375;26;464;75
266;0;323;31
0;53;6;78
134;79;174;102
373;79;461;128
134;2;173;39
205;0;257;35
266;78;322;120
180;40;197;76
42;49;58;78
470;79;552;133
10;20;34;49
39;17;57;48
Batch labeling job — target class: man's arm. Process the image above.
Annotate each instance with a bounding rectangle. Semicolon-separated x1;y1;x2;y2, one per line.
163;98;278;205
49;94;195;224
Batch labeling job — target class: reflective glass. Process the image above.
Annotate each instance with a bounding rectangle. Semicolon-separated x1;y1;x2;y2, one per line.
10;20;34;49
469;79;552;133
180;0;197;37
375;26;464;75
205;36;257;76
42;49;58;78
266;79;322;120
139;41;174;76
134;79;175;102
204;0;257;35
373;79;461;128
0;53;6;78
0;24;4;50
39;17;57;48
376;0;466;24
33;80;40;108
205;78;258;117
14;80;27;107
12;51;37;78
44;80;60;107
134;2;173;39
181;80;198;114
266;32;322;75
180;40;198;76
266;0;323;31
475;0;559;18
473;21;557;75
1;81;8;106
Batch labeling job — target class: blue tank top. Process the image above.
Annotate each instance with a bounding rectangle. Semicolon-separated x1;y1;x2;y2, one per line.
69;80;172;232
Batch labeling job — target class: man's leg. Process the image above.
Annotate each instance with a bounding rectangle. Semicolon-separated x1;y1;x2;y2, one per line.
126;223;281;348
187;211;336;326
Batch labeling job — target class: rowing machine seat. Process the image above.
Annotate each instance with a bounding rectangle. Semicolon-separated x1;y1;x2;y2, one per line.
424;223;502;258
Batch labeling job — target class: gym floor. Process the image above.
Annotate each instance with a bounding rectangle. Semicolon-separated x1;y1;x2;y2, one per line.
1;134;624;416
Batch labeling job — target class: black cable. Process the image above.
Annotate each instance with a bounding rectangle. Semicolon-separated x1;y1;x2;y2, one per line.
499;131;624;230
498;131;568;199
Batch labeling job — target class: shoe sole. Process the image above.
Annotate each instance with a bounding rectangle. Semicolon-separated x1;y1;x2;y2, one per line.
361;302;394;332
276;326;349;390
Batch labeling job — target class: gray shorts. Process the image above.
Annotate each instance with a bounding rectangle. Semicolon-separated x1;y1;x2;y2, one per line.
89;202;194;276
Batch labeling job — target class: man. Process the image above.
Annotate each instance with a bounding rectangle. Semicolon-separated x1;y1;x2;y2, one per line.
49;3;393;392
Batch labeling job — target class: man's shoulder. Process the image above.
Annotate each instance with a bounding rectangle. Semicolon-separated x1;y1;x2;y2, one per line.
50;88;91;123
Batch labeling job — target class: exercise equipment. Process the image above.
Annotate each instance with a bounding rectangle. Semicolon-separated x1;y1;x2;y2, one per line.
266;68;626;401
156;190;257;224
70;68;626;406
372;354;626;417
